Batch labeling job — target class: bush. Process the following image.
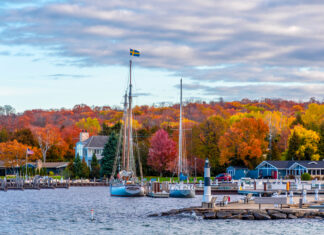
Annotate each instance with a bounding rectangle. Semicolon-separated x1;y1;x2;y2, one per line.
49;171;55;176
301;173;311;181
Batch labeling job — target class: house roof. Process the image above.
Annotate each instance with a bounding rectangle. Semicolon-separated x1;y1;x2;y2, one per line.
290;161;324;169
257;160;324;170
42;162;69;169
83;136;108;148
228;166;248;170
256;161;296;169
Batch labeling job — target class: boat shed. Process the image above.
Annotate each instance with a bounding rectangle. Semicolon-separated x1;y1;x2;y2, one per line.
226;166;249;180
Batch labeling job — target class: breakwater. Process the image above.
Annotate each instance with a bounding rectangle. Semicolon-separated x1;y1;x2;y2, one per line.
150;207;324;220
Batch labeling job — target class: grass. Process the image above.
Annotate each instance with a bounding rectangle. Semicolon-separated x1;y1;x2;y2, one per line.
142;176;205;183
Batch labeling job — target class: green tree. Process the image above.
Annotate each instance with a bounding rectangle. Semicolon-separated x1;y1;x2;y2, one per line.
318;121;324;160
268;138;281;161
0;128;9;143
287;130;301;160
81;157;90;178
99;122;121;136
73;154;82;178
100;133;117;177
12;128;37;146
192;116;228;174
90;153;100;179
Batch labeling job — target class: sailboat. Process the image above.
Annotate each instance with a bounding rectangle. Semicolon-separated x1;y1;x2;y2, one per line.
110;59;145;197
169;79;195;198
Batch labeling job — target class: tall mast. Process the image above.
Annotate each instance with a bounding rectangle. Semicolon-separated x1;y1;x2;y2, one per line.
126;60;133;171
178;78;183;176
122;91;127;169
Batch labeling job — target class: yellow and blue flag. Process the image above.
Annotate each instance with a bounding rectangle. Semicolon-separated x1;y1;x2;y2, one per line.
130;49;140;57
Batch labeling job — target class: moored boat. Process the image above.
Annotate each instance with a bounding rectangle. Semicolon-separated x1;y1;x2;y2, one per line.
169;79;195;198
110;54;145;197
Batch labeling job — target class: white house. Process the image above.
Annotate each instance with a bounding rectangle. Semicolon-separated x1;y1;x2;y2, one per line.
75;131;108;166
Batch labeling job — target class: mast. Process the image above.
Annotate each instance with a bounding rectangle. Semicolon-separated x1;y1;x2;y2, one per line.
122;91;128;169
126;60;133;171
178;78;183;177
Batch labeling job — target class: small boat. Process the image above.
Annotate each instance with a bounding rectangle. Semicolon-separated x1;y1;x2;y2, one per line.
169;79;195;198
110;183;145;197
170;182;195;198
109;58;145;197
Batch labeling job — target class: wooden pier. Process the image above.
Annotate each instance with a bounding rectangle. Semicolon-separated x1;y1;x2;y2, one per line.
0;177;110;191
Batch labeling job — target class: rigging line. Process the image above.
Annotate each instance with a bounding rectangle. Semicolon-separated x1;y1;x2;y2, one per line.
134;131;143;180
111;122;124;179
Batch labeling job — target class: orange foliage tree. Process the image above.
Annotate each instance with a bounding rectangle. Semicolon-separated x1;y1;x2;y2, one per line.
32;125;63;163
0;140;41;168
219;117;269;169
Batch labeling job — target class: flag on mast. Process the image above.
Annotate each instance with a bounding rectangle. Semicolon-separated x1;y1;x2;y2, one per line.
26;148;34;155
130;49;140;57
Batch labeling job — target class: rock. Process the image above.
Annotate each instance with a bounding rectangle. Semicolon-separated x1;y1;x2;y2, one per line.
216;211;232;219
203;212;216;219
267;209;281;216
253;212;271;220
148;213;160;217
228;214;242;219
287;214;297;219
271;213;287;219
242;214;254;220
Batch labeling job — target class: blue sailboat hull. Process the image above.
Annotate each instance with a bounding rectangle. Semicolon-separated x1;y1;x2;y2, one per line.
169;189;195;198
110;184;145;197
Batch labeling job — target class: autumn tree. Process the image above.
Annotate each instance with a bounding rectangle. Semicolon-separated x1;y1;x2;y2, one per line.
33;125;62;163
286;125;320;160
76;117;101;135
192;116;228;174
147;129;177;176
219;117;269;169
0;140;41;169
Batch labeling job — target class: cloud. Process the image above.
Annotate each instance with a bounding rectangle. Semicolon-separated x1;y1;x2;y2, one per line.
1;0;324;100
48;73;89;80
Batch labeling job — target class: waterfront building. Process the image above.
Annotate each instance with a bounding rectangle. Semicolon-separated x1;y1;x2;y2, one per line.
0;160;5;176
227;160;324;179
226;166;249;180
75;131;108;166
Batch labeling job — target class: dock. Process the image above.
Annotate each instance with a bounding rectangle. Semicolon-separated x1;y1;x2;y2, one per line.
0;177;110;191
149;195;324;220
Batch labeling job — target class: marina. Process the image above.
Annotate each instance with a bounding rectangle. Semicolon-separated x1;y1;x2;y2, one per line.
1;186;324;235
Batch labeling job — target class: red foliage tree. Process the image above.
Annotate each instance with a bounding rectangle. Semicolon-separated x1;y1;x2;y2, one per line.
148;129;177;176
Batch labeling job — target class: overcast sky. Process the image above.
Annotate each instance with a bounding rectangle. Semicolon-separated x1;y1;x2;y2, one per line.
1;0;324;111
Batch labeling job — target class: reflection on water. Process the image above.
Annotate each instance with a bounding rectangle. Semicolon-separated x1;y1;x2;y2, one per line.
0;187;322;235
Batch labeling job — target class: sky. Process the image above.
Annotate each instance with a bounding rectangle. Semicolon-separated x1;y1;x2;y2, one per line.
1;0;324;112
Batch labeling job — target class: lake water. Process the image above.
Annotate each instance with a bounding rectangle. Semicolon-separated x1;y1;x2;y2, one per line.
0;187;323;235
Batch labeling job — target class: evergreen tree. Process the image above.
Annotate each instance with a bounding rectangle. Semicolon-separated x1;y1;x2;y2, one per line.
81;157;90;178
290;112;304;128
99;122;121;136
287;131;300;160
100;132;118;177
318;121;324;160
90;153;100;179
268;138;281;160
73;154;82;178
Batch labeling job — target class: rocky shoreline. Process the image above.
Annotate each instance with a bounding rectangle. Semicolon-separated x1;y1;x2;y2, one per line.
149;207;324;220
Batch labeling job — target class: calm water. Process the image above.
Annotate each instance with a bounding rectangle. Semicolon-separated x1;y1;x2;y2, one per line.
0;187;323;235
